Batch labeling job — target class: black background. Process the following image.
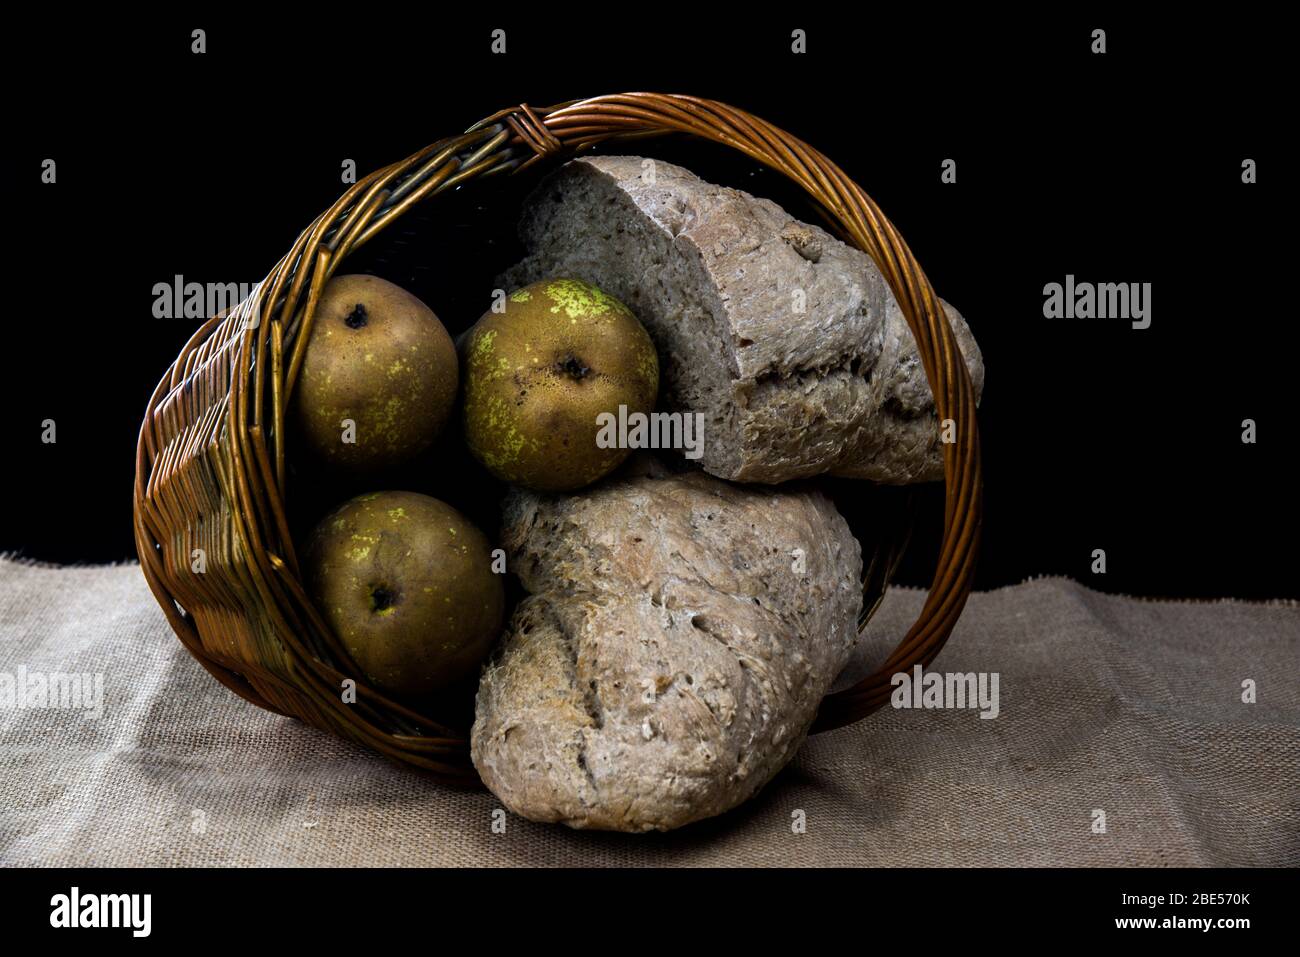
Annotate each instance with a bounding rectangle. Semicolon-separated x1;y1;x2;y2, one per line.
7;12;1295;599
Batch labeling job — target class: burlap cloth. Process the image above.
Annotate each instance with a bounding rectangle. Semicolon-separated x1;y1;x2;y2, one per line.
1;555;1295;867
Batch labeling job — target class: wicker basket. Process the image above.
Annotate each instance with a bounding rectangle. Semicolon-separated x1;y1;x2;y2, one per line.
132;93;983;788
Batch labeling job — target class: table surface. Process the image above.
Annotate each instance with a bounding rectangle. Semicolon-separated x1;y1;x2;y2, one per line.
1;556;1296;867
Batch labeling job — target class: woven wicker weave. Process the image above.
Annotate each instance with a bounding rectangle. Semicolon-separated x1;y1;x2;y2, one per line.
133;93;983;787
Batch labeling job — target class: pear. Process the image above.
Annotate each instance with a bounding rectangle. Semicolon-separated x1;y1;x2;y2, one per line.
291;274;457;471
304;490;504;698
461;278;659;491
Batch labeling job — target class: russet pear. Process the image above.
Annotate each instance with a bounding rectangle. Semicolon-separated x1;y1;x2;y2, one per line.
460;278;659;491
291;274;457;471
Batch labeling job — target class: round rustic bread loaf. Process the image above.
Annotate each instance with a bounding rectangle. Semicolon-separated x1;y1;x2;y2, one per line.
471;458;863;831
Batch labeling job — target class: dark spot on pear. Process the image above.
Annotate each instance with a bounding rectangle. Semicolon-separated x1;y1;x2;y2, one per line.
557;354;590;381
370;585;398;612
345;304;369;329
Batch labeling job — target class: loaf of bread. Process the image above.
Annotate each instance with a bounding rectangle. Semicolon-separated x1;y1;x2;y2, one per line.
470;458;862;831
499;155;985;485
